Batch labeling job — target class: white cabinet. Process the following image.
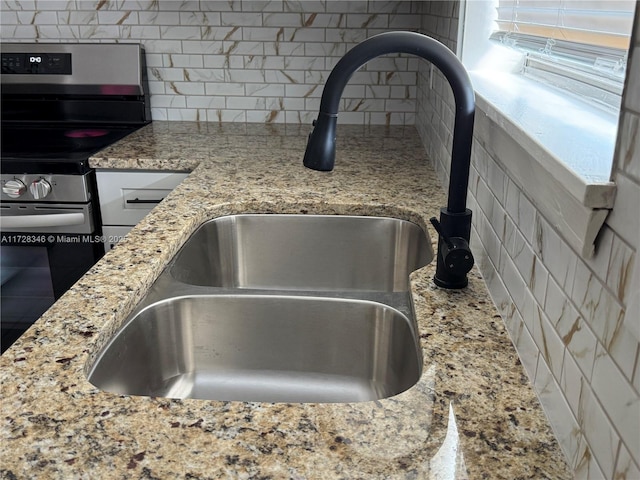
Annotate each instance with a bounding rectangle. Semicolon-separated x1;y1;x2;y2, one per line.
96;170;188;251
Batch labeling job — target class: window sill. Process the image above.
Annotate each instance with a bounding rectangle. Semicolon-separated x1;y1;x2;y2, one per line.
468;70;617;257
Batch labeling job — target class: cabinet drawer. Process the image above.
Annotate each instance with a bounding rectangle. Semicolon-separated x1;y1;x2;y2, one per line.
97;170;188;226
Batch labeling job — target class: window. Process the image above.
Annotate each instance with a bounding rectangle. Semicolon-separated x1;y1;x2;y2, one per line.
490;0;635;111
459;1;636;257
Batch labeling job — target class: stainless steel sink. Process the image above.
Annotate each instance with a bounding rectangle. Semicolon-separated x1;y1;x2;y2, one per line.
87;214;432;403
169;214;433;292
87;295;422;403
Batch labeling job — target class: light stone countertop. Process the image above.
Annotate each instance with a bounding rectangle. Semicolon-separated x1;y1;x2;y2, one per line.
0;122;571;479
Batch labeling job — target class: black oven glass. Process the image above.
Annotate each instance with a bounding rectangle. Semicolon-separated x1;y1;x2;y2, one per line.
0;238;103;352
1;246;55;351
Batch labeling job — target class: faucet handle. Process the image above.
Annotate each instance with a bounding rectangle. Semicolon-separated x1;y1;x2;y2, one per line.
430;216;474;281
429;217;454;248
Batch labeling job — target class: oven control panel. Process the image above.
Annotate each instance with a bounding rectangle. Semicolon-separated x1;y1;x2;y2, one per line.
1;52;72;75
1;174;91;203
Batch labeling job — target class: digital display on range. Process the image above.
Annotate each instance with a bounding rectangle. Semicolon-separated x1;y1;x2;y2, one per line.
1;52;72;75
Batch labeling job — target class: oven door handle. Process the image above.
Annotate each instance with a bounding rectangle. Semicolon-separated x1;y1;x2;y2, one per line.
1;212;86;229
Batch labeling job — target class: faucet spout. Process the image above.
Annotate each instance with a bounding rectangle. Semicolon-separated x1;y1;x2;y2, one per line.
303;31;476;289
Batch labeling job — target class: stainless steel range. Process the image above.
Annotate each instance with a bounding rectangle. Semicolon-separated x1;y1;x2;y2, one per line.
0;43;151;352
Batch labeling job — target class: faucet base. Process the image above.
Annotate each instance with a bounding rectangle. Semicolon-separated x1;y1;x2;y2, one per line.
433;208;473;289
433;274;469;289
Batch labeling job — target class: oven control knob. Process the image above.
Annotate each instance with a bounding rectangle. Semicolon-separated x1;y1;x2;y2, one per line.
2;179;26;198
29;179;52;200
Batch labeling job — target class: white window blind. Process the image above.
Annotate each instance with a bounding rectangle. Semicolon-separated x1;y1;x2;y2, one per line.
490;0;636;105
494;0;635;50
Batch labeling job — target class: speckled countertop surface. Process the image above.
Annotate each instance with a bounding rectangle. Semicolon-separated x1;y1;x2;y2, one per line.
0;122;570;479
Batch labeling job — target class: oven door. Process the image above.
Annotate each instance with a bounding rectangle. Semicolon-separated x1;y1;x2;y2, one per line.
0;203;104;352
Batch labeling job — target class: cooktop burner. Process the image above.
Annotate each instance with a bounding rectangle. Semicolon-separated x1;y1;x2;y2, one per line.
1;125;140;174
64;129;110;138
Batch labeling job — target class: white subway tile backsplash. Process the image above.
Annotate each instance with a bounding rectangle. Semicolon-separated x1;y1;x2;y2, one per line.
225;96;266;110
560;352;584;422
198;1;238;12
571;261;625;349
346;13;389;29
574;439;606;479
150;107;168;120
260;40;301;56
617;112;640;182
244;110;281;123
240;1;283;13
516;322;539;382
166;81;205;95
580;384;621;478
97;10;139;25
604;323;639;381
156;1;200;11
614;444;640;480
147;80;165;95
138;11;180;25
535;216;578;291
367;111;405;125
634;348;640;392
160;25;201;40
501;248;528;311
185;95;225;109
163;53;203;68
245;55;286;69
2;25;38;40
302;12;345;28
530;256;549;306
284;84;321;98
283;55;322;70
2;0;35;9
206;108;246;122
35;0;74;9
226;40;265;56
389;13;421;29
166;108;204;121
205;82;245;96
383;98;414;112
325;1;368;14
201;25;243;41
221;12;263;26
591;344;640;458
17;10;58;23
179;11;221;26
202;54;241;68
262;12;302;27
303;41;347;57
264;69;304;84
84;24;127;38
532;306;566;380
606;235;635;305
534;356;582;469
139;39;182;53
606;172;640;247
246;83;286;97
284;26;325;42
150;94;186;108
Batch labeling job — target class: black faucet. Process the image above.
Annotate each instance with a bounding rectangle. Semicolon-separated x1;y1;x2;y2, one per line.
303;31;476;289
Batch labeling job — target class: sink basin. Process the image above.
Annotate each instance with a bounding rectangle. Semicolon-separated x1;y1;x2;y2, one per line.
87;295;422;403
169;214;433;292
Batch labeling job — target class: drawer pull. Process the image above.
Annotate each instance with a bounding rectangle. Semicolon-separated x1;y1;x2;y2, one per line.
126;198;163;205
